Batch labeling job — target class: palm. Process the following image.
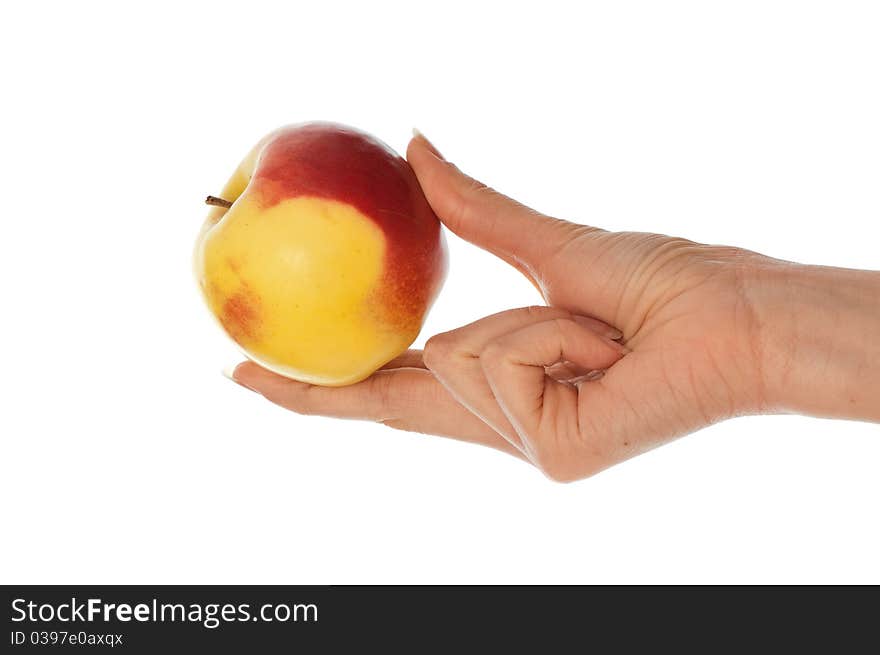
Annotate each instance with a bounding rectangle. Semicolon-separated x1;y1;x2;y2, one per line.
547;232;760;453
448;224;759;475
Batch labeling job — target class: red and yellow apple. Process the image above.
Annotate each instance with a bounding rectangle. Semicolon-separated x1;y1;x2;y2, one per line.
194;122;447;386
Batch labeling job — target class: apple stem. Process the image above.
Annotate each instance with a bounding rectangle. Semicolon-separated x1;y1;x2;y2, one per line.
205;195;233;209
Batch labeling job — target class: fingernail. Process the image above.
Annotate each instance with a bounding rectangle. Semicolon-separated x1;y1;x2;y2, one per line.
222;363;257;391
221;364;238;382
570;370;605;385
604;335;631;354
412;128;445;160
606;327;624;341
571;315;624;341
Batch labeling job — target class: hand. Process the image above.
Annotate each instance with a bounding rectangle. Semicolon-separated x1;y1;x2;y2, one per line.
230;132;880;481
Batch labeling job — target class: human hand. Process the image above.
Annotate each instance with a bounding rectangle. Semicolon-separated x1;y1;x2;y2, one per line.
230;132;880;480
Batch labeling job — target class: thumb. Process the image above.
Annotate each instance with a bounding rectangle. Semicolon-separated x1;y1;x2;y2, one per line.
406;131;589;273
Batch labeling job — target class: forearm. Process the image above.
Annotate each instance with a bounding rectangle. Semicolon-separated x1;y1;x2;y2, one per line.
748;261;880;421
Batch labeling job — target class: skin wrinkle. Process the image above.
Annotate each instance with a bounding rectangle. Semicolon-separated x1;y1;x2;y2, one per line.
547;232;619;301
369;372;399;422
677;317;738;419
588;234;637;321
504;217;572;290
559;384;583;454
717;254;769;412
628;242;704;335
747;261;810;412
452;177;491;232
532;222;596;280
654;348;699;433
686;348;718;425
578;385;622;469
569;232;654;330
705;344;742;419
728;263;766;413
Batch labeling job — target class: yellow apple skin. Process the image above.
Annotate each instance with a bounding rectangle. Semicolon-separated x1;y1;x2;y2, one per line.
195;123;447;386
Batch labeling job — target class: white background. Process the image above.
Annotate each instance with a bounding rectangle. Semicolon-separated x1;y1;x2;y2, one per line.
1;1;878;584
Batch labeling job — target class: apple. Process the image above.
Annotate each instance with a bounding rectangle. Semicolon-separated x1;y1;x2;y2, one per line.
194;122;447;386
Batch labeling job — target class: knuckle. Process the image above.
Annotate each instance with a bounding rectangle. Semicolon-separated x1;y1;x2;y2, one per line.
422;332;456;371
446;173;485;227
529;442;578;483
542;468;578;484
552;316;576;335
521;305;555;320
535;447;606;483
462;174;490;198
479;340;507;371
536;457;578;483
514;305;573;326
367;374;398;415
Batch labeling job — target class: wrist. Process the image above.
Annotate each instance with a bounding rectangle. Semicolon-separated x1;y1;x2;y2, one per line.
744;259;880;421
